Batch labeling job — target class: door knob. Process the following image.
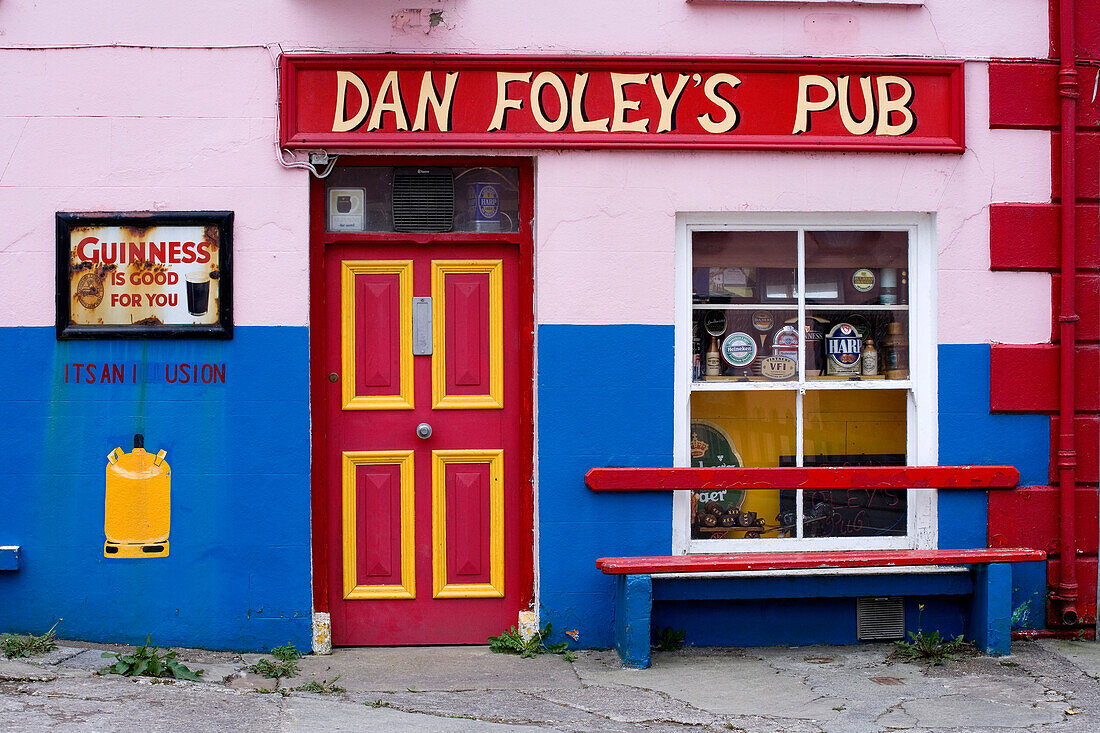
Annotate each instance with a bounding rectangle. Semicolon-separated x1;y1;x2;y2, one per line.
416;423;433;439
328;372;339;383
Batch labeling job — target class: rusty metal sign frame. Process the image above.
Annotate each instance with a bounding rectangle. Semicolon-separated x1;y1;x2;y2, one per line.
56;211;234;340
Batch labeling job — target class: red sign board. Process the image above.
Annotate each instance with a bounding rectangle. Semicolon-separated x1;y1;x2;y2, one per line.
281;55;964;152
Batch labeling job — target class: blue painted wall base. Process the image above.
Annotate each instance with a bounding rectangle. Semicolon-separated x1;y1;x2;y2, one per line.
0;327;312;651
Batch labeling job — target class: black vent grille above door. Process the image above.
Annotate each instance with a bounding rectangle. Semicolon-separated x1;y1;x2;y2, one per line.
392;167;454;232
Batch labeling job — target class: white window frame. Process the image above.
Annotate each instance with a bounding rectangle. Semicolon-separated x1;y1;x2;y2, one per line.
672;212;938;555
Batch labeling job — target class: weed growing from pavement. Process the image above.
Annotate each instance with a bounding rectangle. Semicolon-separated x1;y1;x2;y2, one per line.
891;605;976;665
1;619;60;659
292;676;345;695
257;687;289;696
270;643;303;661
367;699;391;708
893;629;975;665
652;627;686;651
249;657;299;679
488;623;576;661
249;643;302;680
100;636;204;681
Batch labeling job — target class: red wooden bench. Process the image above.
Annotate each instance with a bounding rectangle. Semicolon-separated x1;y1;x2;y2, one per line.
586;466;1045;668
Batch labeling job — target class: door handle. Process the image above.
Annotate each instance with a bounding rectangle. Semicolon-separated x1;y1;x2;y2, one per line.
416;423;433;439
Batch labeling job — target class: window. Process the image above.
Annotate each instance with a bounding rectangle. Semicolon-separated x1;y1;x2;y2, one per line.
673;213;936;553
324;166;521;234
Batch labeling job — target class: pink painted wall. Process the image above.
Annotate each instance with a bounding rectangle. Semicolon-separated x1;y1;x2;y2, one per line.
0;48;306;327
0;2;1048;58
0;1;1052;343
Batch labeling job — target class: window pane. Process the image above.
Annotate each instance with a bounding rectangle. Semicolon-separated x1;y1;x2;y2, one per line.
804;231;909;382
325;167;392;232
690;391;796;539
692;231;797;382
799;389;908;537
324;166;520;233
452;167;520;232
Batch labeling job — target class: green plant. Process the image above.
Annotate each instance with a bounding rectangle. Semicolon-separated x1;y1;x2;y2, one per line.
1;619;61;659
248;657;299;680
488;623;574;661
892;603;975;666
292;676;344;695
100;636;203;681
367;699;391;708
894;630;974;665
257;687;289;696
652;627;686;652
270;643;303;661
248;643;303;679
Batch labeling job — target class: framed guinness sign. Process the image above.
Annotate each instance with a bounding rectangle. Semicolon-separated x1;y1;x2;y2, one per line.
56;211;233;340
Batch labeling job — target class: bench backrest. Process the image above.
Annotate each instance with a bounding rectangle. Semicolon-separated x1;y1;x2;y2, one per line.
585;466;1020;492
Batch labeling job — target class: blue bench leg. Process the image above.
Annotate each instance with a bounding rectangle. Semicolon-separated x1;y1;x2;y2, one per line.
968;562;1013;656
614;574;652;668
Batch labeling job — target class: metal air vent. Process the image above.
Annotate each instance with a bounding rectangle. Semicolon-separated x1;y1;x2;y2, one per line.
856;597;905;641
392;167;454;232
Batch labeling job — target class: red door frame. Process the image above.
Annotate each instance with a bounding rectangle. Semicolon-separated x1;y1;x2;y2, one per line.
308;156;536;628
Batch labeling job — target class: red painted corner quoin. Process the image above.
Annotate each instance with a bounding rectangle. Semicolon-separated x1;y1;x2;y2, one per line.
990;345;1099;413
989;204;1100;271
986;0;1099;627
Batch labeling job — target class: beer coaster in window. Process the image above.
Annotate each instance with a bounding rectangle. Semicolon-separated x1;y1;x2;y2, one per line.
751;311;773;331
826;322;862;376
721;332;757;368
761;355;796;380
851;268;876;292
846;314;872;341
704;310;727;337
771;325;799;361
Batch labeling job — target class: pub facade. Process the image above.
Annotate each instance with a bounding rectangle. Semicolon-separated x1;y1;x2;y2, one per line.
0;0;1095;652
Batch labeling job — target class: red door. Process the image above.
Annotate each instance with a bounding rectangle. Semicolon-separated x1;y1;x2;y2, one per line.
314;168;533;645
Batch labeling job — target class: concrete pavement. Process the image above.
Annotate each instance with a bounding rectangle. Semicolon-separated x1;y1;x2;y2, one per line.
3;638;1100;731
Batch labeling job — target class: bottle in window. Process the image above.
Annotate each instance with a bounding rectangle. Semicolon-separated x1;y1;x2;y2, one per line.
861;335;879;376
883;322;909;379
706;336;722;377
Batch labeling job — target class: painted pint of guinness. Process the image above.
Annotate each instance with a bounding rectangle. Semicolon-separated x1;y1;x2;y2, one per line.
185;271;211;316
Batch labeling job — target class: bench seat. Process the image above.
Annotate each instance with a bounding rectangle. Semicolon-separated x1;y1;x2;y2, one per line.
599;548;1046;668
597;548;1044;574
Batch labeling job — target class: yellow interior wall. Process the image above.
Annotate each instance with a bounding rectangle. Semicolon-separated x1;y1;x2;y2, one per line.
802;390;907;458
691;389;906;539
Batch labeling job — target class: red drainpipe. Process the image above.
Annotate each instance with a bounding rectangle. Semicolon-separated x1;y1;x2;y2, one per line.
1053;0;1080;626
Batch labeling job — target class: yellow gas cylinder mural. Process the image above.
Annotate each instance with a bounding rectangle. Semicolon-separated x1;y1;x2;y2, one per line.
104;434;170;558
